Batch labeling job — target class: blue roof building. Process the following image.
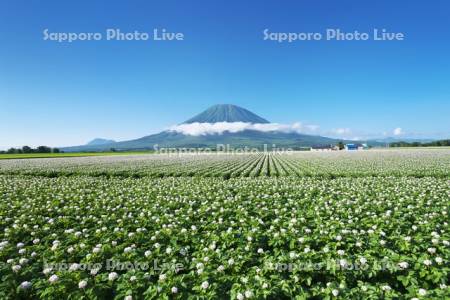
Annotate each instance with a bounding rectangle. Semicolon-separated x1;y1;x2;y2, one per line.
345;144;358;150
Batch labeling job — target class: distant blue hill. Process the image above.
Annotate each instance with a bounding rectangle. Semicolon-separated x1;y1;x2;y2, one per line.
370;137;437;143
62;104;376;152
86;138;116;146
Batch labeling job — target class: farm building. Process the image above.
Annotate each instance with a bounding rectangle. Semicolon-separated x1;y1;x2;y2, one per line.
360;143;369;150
345;143;369;150
345;144;358;150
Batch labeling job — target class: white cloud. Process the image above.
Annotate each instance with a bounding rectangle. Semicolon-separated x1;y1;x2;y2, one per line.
168;122;319;136
305;124;320;132
331;128;352;135
393;127;403;136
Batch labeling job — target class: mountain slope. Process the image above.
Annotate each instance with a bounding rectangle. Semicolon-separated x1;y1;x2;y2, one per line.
183;104;270;124
62;130;346;152
62;104;363;152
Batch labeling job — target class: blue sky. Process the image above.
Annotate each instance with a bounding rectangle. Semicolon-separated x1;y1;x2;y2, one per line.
1;0;449;148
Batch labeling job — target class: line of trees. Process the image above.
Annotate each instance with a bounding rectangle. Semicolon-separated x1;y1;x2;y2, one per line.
0;146;62;154
390;139;450;147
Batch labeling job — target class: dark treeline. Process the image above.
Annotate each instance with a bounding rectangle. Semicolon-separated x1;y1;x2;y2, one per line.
0;146;62;154
390;139;450;147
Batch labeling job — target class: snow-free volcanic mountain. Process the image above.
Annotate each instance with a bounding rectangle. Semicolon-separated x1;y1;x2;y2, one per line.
183;104;270;124
62;104;354;151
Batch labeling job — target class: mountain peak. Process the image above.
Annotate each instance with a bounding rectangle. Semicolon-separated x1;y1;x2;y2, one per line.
183;104;270;124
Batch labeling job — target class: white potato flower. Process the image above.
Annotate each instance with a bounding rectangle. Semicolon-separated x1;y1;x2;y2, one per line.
418;288;427;296
49;274;59;283
423;259;432;266
78;280;87;289
108;272;118;281
201;281;209;289
381;285;391;291
12;265;21;273
19;281;32;290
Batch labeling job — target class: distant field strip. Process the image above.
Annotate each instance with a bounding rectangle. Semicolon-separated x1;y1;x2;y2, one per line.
0;149;449;178
0;152;154;160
